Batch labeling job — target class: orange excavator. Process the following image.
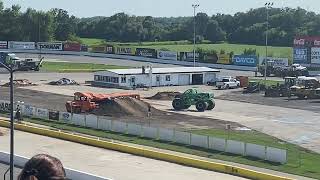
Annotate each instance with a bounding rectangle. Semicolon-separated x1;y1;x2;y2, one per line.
66;92;140;113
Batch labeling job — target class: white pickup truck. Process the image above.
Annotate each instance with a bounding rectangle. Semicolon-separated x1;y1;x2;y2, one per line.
216;77;240;89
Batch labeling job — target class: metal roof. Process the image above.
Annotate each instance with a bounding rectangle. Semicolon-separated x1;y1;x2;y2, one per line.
97;67;220;75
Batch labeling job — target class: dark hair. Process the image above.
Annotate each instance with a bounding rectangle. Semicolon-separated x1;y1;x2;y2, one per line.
18;154;66;180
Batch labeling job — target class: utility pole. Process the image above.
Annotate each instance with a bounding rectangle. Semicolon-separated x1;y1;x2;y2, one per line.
192;4;199;67
264;2;273;82
0;58;15;180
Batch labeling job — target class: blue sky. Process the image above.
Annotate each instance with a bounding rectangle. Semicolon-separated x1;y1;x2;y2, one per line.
2;0;319;17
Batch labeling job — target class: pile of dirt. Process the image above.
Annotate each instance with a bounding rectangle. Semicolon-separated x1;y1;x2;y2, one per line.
94;97;165;117
2;79;37;87
148;92;181;100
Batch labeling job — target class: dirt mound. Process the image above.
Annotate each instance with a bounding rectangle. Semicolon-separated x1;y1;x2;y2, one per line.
94;97;165;117
148;92;181;100
2;79;37;87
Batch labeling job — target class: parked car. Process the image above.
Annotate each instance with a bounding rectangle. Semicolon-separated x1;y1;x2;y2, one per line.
216;77;240;89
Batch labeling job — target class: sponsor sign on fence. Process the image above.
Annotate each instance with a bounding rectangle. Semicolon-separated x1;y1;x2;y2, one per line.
8;41;35;50
179;52;199;61
157;51;177;60
232;55;258;67
116;47;134;55
63;43;81;52
0;41;8;49
106;45;115;54
136;48;156;58
311;47;320;64
259;57;288;67
38;42;63;51
0;101;10;112
293;48;308;64
49;111;60;121
294;36;320;47
91;46;106;53
217;54;231;64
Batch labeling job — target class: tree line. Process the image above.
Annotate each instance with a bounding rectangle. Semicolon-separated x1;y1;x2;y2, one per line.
1;0;319;46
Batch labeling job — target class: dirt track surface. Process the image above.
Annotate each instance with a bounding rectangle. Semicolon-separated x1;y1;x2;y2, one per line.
0;87;72;111
0;87;241;130
216;91;320;112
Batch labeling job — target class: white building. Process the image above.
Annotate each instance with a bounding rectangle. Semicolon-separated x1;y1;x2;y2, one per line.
92;67;220;89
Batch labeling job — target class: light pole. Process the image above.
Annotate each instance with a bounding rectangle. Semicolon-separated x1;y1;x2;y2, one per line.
192;4;199;67
0;57;14;180
264;2;273;82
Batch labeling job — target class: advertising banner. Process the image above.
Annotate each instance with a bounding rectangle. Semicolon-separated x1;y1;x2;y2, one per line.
36;108;49;119
0;101;10;112
217;54;231;64
23;105;35;117
38;42;63;51
91;46;106;53
259;57;289;67
106;45;115;54
136;48;157;58
233;55;258;67
59;112;72;122
311;47;320;64
293;48;308;64
116;47;134;55
63;43;81;51
157;51;177;60
0;41;8;49
49;110;60;121
8;41;35;50
294;36;320;47
80;45;88;52
179;52;199;61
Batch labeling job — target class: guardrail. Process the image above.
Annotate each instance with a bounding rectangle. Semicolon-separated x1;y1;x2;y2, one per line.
10;49;258;71
0;100;287;164
0;151;110;180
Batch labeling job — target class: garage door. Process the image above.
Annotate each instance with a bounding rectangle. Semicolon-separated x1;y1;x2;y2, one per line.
192;74;203;85
178;74;190;85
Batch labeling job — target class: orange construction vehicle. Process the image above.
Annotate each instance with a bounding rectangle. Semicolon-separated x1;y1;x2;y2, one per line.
66;92;140;113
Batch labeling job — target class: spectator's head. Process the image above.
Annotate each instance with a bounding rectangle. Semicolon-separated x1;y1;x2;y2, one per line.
18;154;67;180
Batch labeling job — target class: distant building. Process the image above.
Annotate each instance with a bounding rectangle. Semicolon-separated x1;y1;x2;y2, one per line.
92;66;220;89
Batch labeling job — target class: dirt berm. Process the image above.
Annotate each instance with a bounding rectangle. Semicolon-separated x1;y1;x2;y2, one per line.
147;92;181;100
94;97;165;117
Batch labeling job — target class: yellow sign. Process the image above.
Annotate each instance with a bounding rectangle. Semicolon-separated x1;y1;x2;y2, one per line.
217;54;231;64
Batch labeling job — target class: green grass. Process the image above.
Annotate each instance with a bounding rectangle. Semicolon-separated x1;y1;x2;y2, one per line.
20;117;320;179
42;62;129;73
135;43;292;59
80;38;106;46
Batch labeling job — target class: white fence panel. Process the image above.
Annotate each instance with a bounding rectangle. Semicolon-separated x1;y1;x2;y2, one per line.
246;143;266;160
23;105;36;117
59;112;72;123
158;128;174;142
35;108;49;119
0;100;10;112
209;137;226;152
72;114;86;126
191;134;208;149
226;140;245;155
127;123;142;137
174;131;190;145
97;118;110;131
266;147;287;164
143;126;158;139
85;114;98;129
112;121;127;134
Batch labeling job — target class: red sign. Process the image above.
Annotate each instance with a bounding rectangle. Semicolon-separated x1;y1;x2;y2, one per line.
63;43;81;51
294;36;320;47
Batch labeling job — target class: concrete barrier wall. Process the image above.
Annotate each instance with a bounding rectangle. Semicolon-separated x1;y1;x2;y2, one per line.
0;120;292;180
6;103;287;164
11;49;257;71
0;151;110;180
